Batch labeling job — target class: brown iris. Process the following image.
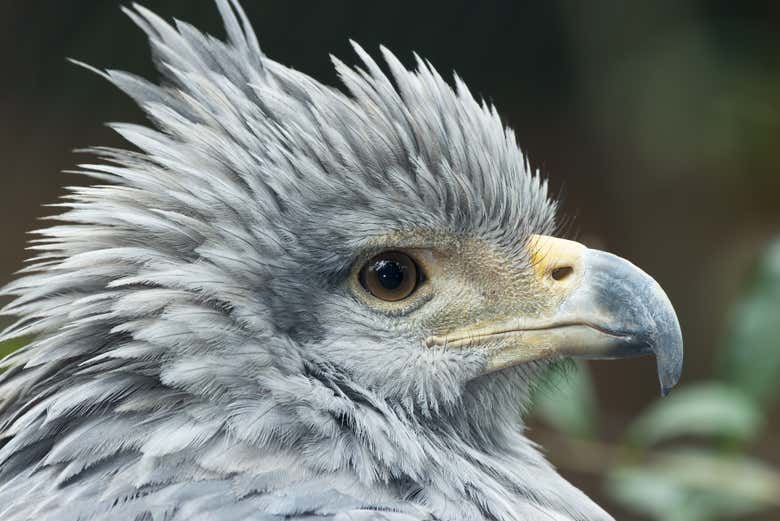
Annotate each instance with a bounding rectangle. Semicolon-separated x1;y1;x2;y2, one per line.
359;251;420;301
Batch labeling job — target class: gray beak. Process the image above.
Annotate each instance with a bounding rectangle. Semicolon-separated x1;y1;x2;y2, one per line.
425;235;684;396
556;248;684;395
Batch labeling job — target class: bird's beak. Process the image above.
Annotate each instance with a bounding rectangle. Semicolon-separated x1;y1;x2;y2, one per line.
426;235;683;396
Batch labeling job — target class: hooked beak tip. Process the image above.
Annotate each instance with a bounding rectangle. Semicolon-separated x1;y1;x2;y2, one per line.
557;246;685;395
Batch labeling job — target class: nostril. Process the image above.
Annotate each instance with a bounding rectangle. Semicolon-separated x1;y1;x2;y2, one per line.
551;266;574;281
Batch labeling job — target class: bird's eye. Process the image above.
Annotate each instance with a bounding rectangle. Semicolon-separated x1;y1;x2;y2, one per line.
359;251;421;302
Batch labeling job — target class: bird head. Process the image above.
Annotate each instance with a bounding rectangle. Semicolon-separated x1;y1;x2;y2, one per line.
0;2;683;519
287;219;683;417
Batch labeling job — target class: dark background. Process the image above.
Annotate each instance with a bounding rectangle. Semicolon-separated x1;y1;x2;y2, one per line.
1;1;778;519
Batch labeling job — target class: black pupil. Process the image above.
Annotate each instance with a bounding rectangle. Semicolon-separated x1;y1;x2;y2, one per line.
374;260;405;290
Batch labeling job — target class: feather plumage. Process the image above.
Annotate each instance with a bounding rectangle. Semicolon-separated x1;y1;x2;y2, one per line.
0;2;610;520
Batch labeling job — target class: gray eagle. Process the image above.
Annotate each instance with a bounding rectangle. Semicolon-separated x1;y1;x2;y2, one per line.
0;2;683;520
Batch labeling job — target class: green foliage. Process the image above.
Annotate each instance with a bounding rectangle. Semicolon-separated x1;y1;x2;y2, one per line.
607;450;780;521
0;336;28;361
530;237;780;521
533;361;598;439
718;239;780;406
626;382;762;447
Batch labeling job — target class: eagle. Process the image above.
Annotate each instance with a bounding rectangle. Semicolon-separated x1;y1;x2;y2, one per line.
0;2;683;520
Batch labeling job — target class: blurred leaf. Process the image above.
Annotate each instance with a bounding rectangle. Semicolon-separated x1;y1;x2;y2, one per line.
718;238;780;406
532;361;597;439
606;448;780;521
606;465;713;521
0;336;28;360
0;336;29;373
627;382;762;447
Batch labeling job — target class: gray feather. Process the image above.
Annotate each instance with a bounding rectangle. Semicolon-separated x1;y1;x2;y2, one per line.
0;2;610;520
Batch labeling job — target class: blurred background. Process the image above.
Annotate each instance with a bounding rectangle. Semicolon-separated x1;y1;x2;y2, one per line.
1;1;778;519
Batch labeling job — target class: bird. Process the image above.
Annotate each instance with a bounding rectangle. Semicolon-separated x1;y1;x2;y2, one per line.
0;2;683;520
